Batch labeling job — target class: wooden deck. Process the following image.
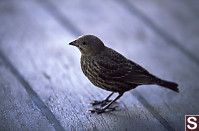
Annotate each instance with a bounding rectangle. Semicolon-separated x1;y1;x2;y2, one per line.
0;0;199;130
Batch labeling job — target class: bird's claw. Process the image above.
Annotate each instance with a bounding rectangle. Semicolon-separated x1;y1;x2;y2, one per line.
87;106;118;114
89;100;112;107
88;108;105;114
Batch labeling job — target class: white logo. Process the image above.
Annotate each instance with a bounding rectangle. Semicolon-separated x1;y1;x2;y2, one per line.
187;116;197;130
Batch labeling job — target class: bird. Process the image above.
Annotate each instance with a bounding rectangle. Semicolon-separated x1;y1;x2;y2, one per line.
69;35;179;114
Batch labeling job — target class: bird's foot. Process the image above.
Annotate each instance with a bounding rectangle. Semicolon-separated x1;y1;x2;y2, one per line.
89;100;112;107
87;106;118;114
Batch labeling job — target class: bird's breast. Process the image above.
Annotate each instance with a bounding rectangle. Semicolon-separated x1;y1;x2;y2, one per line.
80;56;99;80
80;56;135;92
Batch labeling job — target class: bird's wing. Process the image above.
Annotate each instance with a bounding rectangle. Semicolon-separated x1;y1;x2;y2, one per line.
94;48;156;85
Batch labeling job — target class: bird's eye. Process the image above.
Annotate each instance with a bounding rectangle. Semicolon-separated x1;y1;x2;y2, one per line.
82;42;87;45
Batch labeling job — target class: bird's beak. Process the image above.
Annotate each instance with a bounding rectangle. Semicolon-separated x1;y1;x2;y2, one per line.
69;40;78;47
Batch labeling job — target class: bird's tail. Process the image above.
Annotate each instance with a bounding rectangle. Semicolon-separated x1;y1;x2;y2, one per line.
157;79;179;92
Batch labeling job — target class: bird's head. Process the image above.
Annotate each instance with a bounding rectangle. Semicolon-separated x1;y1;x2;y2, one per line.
69;35;105;56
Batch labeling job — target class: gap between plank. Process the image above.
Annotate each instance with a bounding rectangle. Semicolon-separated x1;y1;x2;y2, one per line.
38;1;177;130
118;0;199;67
131;90;175;131
0;50;65;131
38;0;83;37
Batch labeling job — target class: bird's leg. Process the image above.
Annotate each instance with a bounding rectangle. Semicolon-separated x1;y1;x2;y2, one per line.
89;92;114;107
88;92;124;114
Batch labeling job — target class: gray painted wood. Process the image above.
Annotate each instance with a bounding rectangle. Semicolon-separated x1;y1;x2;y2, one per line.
45;0;199;130
125;0;199;65
0;57;55;131
0;1;166;130
0;0;199;130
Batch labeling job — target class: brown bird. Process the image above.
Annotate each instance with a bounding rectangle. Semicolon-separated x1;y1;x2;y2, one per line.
69;35;179;113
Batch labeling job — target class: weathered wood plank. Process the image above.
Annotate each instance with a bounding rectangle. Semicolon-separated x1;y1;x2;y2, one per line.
124;0;199;65
183;0;199;17
44;0;199;130
0;1;167;130
0;57;55;131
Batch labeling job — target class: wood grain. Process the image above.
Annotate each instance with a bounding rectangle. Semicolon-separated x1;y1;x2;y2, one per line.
0;1;166;130
0;0;198;130
0;56;55;131
44;0;199;130
124;0;199;65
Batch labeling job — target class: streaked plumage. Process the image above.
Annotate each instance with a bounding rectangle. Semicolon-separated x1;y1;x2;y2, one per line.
69;35;179;113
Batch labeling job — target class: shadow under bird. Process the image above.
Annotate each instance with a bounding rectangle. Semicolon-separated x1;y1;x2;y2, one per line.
69;35;179;114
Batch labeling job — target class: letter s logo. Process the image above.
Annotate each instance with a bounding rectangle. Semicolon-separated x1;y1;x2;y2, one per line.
187;117;197;130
